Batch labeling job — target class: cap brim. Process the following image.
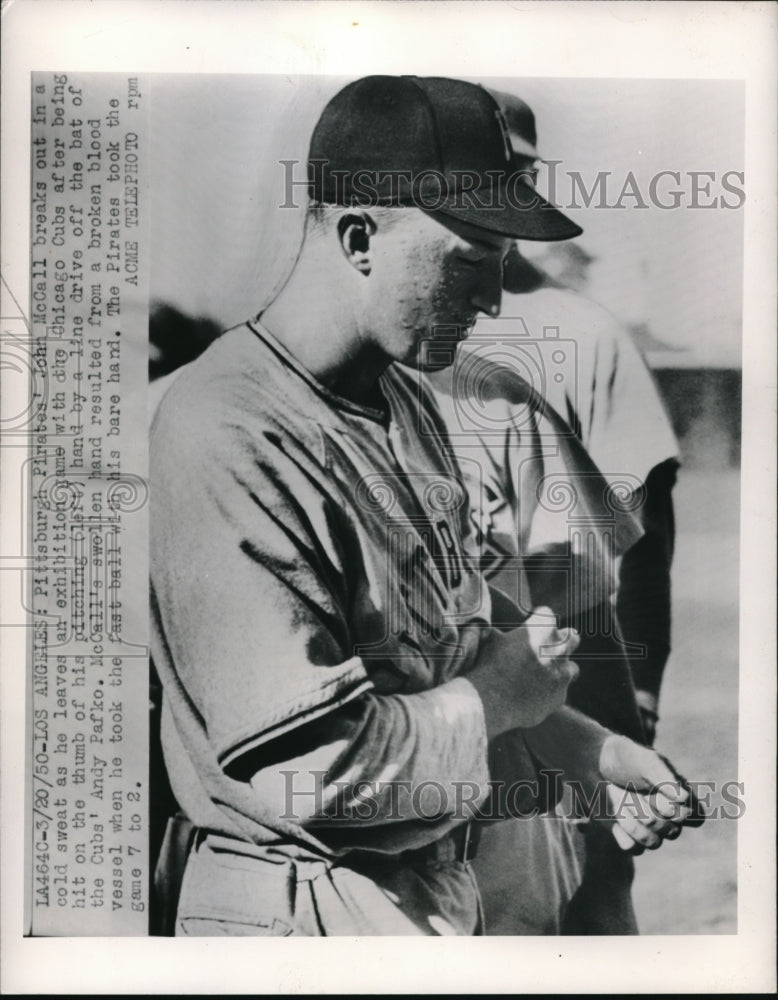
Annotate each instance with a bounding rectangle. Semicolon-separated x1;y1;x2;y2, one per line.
435;181;582;242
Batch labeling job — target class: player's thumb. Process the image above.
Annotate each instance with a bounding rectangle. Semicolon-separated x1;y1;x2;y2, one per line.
525;607;580;658
555;626;580;658
524;606;557;629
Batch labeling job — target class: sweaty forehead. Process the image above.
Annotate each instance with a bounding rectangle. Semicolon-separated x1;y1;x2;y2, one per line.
375;206;511;259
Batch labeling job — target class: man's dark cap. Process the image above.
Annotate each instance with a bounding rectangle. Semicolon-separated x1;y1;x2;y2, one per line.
485;88;540;166
308;75;582;242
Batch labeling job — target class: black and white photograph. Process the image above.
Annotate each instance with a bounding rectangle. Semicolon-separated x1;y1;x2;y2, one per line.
1;1;775;994
146;72;739;940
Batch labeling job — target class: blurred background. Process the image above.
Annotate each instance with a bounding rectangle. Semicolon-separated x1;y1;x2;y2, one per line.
148;75;743;933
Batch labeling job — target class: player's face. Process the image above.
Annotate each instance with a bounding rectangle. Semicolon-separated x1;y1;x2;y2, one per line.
367;210;512;371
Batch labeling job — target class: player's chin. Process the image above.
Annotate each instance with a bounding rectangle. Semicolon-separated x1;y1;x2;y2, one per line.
412;320;475;370
413;339;465;372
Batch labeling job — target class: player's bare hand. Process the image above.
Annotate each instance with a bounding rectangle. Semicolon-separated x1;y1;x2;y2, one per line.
503;606;580;727
598;735;706;849
525;606;580;660
469;606;580;737
606;783;688;855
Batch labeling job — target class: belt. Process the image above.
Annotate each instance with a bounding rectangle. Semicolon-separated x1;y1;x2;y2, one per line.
346;821;480;869
405;820;480;865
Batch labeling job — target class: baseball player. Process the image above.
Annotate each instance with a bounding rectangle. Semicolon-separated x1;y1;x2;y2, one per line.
428;89;680;934
150;75;700;936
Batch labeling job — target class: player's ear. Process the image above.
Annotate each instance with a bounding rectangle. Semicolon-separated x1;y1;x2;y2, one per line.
337;211;376;275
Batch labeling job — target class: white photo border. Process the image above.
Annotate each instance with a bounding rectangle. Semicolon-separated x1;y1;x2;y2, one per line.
1;1;776;993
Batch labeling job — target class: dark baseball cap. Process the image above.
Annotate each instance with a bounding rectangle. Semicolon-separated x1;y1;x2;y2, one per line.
485;88;540;164
308;75;582;242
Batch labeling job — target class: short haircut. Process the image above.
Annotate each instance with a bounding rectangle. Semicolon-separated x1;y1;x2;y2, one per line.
304;201;412;238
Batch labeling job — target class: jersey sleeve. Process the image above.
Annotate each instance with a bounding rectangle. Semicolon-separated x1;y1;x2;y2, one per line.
151;400;373;768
